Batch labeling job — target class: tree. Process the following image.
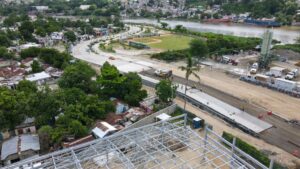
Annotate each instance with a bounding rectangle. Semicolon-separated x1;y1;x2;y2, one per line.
160;22;168;29
97;62;126;98
0;87;26;132
20;47;40;59
38;125;53;152
155;80;176;103
179;56;200;110
82;95;115;119
68;120;88;138
19;21;35;41
31;60;43;73
16;80;37;94
0;34;12;47
64;31;77;42
0;47;14;59
189;39;209;63
58;61;96;93
122;72;147;106
31;87;62;127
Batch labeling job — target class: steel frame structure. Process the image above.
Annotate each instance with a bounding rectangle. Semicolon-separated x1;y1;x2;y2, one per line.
3;115;271;169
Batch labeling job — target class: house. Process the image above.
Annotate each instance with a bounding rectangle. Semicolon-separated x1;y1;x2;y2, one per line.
1;134;40;165
21;57;34;67
15;117;36;136
79;5;91;10
25;71;51;85
92;122;117;139
51;32;64;41
32;6;49;12
19;43;41;51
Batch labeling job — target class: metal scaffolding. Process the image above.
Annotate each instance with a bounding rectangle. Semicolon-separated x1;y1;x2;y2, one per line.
3;115;271;169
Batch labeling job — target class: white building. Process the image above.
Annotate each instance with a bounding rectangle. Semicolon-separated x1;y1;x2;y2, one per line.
51;32;64;41
92;122;117;139
79;5;91;10
19;43;41;51
25;71;51;85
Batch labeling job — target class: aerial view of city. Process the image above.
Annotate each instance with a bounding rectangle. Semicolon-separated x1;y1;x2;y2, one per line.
0;0;299;168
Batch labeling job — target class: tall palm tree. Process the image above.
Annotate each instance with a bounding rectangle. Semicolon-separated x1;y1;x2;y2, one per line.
179;55;200;111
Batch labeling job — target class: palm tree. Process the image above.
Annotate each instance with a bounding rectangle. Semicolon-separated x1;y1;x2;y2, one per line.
179;55;200;111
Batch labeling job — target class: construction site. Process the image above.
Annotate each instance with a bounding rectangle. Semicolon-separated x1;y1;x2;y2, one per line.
2;115;273;169
68;24;300;167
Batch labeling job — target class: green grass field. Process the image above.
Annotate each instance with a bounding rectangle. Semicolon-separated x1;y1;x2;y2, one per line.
133;34;194;51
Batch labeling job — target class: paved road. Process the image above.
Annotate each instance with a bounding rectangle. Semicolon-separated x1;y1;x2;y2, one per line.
141;69;300;156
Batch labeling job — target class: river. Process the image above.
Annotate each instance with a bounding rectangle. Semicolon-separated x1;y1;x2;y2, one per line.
123;19;300;44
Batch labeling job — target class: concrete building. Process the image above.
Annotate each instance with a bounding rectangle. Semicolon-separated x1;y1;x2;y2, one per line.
1;134;40;165
14;117;36;136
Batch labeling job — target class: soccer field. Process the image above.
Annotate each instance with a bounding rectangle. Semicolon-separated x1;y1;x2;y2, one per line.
133;34;194;50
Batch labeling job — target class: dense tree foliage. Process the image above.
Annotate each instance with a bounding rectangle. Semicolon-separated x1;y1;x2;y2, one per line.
19;21;35;41
58;61;96;93
64;31;77;42
20;47;72;69
0;47;14;59
189;39;209;62
0;87;27;131
151;49;189;62
97;62;126;98
122;73;147;106
97;62;147;106
155;80;176;103
31;60;43;73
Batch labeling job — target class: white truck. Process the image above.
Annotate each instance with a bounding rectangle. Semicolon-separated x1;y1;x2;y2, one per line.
285;69;299;80
250;62;258;74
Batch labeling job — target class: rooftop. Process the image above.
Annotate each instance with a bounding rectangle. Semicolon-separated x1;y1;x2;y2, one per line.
1;134;40;161
3;115;271;169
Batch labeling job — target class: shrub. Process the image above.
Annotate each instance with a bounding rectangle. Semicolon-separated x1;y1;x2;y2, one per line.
222;132;286;169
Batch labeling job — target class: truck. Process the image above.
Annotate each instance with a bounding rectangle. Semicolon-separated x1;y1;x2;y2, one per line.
154;69;172;78
249;62;258;74
266;67;285;78
273;78;297;91
285;69;299;80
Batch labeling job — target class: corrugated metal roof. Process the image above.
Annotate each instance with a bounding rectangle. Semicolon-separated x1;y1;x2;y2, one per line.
1;135;40;161
20;135;40;152
1;136;18;160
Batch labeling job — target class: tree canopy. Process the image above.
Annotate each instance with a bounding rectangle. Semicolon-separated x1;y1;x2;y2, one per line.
155;80;176;103
189;39;209;62
59;61;96;93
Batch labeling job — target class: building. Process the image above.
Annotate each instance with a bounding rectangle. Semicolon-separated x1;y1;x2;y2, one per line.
25;71;51;85
1;134;40;165
92;121;117;139
50;32;64;41
32;6;49;12
79;5;91;10
14;117;36;136
19;43;41;51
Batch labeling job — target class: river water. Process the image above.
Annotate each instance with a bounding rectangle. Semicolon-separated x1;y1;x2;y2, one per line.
123;19;300;44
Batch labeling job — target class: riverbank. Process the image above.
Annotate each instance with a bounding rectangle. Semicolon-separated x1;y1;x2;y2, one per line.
123;18;300;44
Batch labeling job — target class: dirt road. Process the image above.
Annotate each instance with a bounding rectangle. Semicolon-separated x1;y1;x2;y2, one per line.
141;69;300;158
